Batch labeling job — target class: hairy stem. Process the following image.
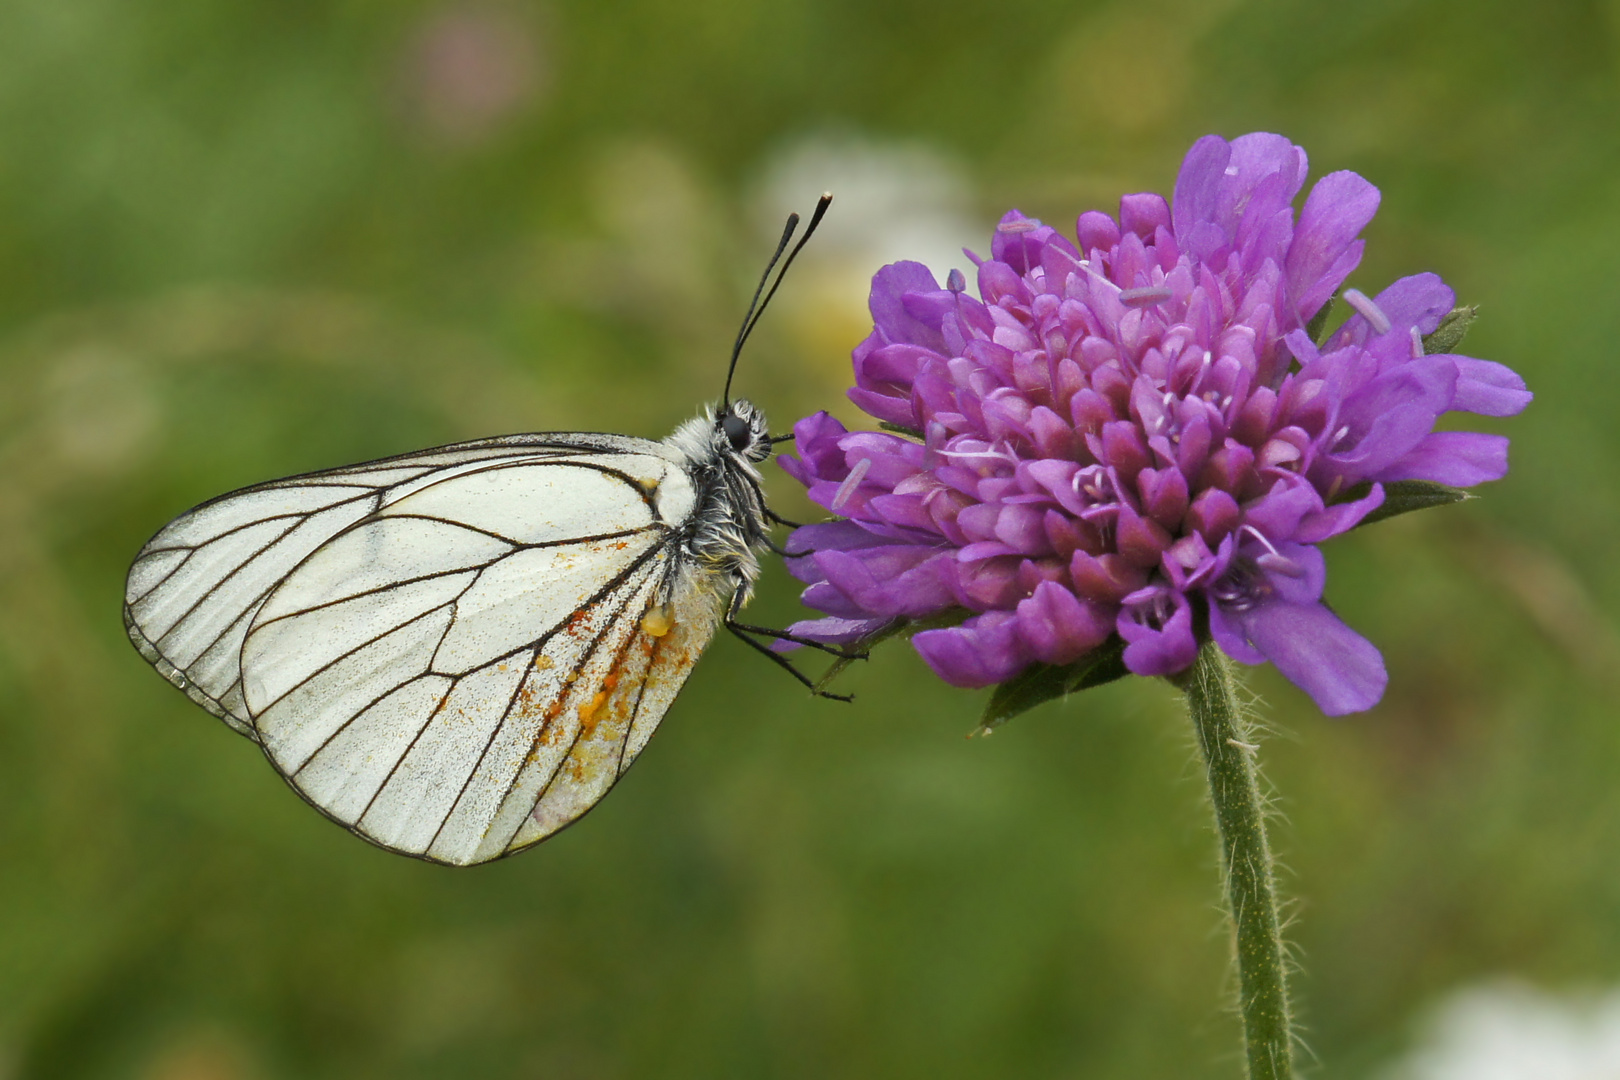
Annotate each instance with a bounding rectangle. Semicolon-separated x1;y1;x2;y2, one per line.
1180;642;1294;1080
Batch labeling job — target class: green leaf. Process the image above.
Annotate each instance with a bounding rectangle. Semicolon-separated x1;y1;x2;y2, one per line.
979;637;1128;731
1343;479;1471;529
1421;305;1479;354
1305;294;1337;347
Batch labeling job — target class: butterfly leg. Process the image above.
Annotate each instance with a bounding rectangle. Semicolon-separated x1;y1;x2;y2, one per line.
721;590;864;701
723;621;854;703
727;621;869;660
760;536;804;559
724;591;868;660
765;506;806;529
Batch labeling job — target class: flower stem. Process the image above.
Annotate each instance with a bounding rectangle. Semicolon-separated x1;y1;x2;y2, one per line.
1180;642;1294;1080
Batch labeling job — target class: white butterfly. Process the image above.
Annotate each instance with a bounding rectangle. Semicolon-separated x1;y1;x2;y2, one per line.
124;197;844;865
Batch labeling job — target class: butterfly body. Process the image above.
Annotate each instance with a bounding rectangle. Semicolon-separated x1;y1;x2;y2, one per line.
124;401;776;865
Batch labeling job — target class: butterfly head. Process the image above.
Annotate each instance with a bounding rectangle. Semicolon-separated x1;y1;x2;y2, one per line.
715;399;772;463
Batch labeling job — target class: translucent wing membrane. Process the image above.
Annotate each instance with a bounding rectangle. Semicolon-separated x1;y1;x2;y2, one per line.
125;434;721;863
126;483;388;734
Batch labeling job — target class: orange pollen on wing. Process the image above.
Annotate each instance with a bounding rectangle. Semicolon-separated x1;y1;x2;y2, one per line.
641;604;674;637
578;690;608;727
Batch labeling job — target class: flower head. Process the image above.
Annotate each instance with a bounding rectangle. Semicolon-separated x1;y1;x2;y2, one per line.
777;133;1531;715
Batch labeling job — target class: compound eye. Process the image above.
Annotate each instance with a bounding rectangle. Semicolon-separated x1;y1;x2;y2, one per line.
721;412;753;451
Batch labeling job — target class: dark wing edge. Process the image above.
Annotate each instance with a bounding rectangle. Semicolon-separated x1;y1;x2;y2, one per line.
124;604;255;736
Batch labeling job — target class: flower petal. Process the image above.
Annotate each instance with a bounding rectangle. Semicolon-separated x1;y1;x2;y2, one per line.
777;412;850;486
1015;581;1114;665
868;261;945;350
1327;272;1454;354
1117;588;1197;676
1286;169;1380;320
1447;356;1533;417
1373;431;1510;486
913;612;1031;688
1295;482;1384;543
1172;135;1232;247
1237;600;1387;715
1209;600;1265;664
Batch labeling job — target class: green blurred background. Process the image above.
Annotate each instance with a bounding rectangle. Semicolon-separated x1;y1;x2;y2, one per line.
0;0;1615;1076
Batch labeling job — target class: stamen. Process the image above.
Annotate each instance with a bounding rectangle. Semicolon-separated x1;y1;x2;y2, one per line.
1120;285;1174;308
1256;552;1305;577
1238;525;1304;578
830;457;872;513
998;219;1038;234
1410;325;1425;359
1185;348;1214;397
1074;466;1113;503
946;268;966;293
1238;524;1284;560
935;444;1019;467
1343;288;1391;335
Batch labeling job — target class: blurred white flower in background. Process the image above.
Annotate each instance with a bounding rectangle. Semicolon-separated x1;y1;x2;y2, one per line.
1383;981;1620;1080
753;133;980;289
750;134;982;398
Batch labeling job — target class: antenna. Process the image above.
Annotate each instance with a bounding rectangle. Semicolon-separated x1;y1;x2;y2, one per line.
721;193;833;409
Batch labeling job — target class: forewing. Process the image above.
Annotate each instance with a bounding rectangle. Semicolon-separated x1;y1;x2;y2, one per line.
237;455;716;864
124;434;673;736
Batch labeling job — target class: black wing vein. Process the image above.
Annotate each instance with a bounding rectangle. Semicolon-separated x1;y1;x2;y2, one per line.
434;558;664;857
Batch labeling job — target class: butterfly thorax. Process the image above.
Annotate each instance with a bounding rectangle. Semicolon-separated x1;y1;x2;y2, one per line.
662;401;773;604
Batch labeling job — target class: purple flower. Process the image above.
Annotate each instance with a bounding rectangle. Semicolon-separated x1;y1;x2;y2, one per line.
776;133;1531;716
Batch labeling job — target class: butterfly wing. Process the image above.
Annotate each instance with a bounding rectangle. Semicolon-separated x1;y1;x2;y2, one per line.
125;476;387;736
127;435;725;864
124;434;657;735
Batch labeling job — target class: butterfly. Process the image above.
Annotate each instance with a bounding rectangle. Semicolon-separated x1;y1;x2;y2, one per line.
123;196;847;866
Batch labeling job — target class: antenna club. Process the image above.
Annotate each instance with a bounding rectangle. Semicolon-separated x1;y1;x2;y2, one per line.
720;195;834;407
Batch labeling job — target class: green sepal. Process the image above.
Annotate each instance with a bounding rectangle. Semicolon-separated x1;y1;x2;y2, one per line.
979;636;1128;731
1421;305;1478;354
878;421;925;440
1305;294;1337;347
1342;479;1471;529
